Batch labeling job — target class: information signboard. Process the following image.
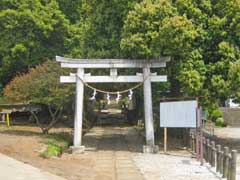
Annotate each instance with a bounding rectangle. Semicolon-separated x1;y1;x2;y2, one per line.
160;100;198;128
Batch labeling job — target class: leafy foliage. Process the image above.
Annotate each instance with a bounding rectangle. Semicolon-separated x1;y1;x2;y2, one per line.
0;0;72;89
41;133;71;158
4;60;73;107
4;60;74;133
178;50;206;96
210;109;223;122
121;0;198;58
215;117;226;127
61;0;140;58
228;60;240;103
1;0;240;112
121;0;240;108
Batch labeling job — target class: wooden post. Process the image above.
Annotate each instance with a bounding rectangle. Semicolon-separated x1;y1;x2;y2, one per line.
220;150;224;175
189;132;192;151
216;145;221;172
2;113;5;121
164;127;167;153
207;139;211;163
196;131;199;159
230;150;237;180
211;141;216;167
194;134;197;153
209;140;212;164
223;147;229;178
204;138;207;160
192;134;195;153
6;113;10;127
203;137;206;159
185;128;189;149
71;68;85;153
228;156;232;180
206;139;209;162
143;67;157;153
199;107;203;165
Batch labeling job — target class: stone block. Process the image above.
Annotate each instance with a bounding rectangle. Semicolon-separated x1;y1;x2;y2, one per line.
70;146;85;154
143;145;159;153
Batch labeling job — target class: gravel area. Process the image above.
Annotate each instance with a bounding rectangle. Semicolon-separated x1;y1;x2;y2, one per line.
133;153;223;180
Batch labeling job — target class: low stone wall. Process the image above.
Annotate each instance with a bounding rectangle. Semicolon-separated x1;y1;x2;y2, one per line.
220;107;240;126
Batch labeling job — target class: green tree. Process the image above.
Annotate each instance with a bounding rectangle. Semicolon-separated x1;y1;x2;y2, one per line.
62;0;140;58
0;0;72;90
228;60;240;103
175;0;240;103
121;0;198;96
178;50;206;96
120;0;240;109
4;60;74;134
56;0;82;24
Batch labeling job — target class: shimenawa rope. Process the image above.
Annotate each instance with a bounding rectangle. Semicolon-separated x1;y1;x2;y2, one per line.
75;74;149;94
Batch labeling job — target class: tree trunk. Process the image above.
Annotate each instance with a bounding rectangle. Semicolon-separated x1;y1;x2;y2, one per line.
168;58;181;97
170;78;181;97
30;105;63;134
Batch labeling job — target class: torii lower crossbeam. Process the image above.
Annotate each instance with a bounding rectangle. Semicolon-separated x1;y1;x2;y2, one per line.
60;75;167;83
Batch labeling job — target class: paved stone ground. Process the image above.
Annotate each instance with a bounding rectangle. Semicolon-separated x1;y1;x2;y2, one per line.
79;122;145;180
0;153;66;180
133;153;224;180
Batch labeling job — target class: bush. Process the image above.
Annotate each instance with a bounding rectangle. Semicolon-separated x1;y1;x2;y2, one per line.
215;117;226;127
211;109;223;122
41;142;62;158
4;60;74;134
41;133;71;158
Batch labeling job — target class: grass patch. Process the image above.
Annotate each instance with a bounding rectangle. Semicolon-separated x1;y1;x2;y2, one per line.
41;142;62;158
40;133;72;158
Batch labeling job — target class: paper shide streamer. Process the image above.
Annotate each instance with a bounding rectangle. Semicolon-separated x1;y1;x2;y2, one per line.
89;89;97;101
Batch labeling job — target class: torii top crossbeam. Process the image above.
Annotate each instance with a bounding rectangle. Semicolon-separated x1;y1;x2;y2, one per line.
56;56;170;68
56;56;169;83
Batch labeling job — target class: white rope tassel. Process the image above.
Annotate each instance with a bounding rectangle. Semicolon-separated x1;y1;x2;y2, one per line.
116;91;121;103
89;89;97;101
128;89;133;101
107;93;111;104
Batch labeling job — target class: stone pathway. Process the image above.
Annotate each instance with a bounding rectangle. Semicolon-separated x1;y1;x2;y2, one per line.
79;124;144;180
0;153;66;180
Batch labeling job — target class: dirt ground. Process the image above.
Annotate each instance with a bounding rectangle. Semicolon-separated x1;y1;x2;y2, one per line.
0;115;145;180
1;115;234;180
0;123;80;179
0;110;190;180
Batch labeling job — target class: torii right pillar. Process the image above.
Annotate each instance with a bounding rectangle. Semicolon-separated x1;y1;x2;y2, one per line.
143;66;159;153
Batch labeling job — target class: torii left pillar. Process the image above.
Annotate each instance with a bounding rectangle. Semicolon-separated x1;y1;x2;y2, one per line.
70;68;85;153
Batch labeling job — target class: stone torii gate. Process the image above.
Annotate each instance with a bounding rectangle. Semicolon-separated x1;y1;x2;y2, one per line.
56;56;170;153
